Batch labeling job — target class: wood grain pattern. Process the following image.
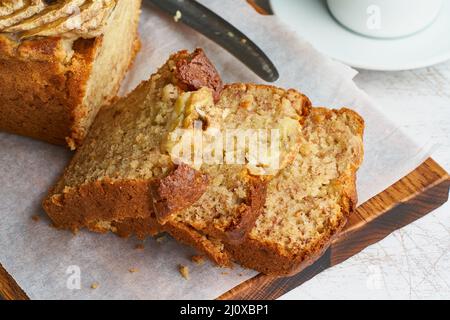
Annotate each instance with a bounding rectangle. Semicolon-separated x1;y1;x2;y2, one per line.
0;263;28;300
218;158;450;300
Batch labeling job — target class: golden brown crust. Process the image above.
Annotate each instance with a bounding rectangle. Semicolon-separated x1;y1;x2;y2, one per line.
174;48;223;101
151;163;209;224
40;45;363;277
224;108;365;275
223;180;355;276
43;63;312;258
0;0;141;147
43;178;155;232
0;35;95;145
164;221;232;266
223;83;312;121
111;216;161;240
219;177;268;243
44;107;363;276
110;217;232;267
98;186;355;275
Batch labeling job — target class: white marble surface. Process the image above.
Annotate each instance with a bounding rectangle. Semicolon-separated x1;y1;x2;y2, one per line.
280;61;450;300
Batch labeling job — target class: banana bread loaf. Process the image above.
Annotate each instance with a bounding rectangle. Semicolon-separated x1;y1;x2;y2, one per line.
0;0;141;148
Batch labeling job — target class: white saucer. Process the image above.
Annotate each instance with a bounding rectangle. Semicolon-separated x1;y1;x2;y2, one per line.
271;0;450;70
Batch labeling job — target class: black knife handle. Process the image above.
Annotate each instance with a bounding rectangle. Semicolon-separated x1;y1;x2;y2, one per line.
148;0;279;82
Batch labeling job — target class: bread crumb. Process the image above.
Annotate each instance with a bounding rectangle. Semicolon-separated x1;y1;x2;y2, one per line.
179;265;189;280
66;137;76;151
240;38;247;44
174;10;182;22
134;243;145;250
191;255;205;265
129;268;139;273
221;271;229;275
155;235;166;243
31;215;40;222
91;282;99;289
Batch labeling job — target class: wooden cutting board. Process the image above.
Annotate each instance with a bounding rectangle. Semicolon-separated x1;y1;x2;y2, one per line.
219;158;450;299
1;157;448;300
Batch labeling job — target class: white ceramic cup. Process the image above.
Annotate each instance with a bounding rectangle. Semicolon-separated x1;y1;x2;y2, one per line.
327;0;443;38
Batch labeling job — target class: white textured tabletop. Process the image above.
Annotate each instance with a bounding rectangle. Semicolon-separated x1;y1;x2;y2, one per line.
280;60;450;300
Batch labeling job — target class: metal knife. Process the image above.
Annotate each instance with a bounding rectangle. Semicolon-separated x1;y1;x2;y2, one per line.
146;0;279;82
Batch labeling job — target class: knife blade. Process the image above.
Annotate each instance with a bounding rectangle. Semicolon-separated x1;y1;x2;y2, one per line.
146;0;279;82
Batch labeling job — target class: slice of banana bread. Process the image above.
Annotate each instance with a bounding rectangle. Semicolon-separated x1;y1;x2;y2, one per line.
42;49;222;232
0;0;141;148
224;107;364;275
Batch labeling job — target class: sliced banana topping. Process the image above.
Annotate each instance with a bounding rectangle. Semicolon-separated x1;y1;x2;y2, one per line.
0;0;117;39
0;0;26;16
0;0;46;30
5;0;86;33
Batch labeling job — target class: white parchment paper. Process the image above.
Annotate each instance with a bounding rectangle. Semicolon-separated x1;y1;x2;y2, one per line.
0;0;432;299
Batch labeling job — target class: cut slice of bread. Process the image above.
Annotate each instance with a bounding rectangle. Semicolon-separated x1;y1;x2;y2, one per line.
0;0;141;148
60;107;364;276
43;49;312;243
42;49;222;232
224;107;364;275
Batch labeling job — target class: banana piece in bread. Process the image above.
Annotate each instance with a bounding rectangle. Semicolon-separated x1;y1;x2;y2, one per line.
0;0;141;148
